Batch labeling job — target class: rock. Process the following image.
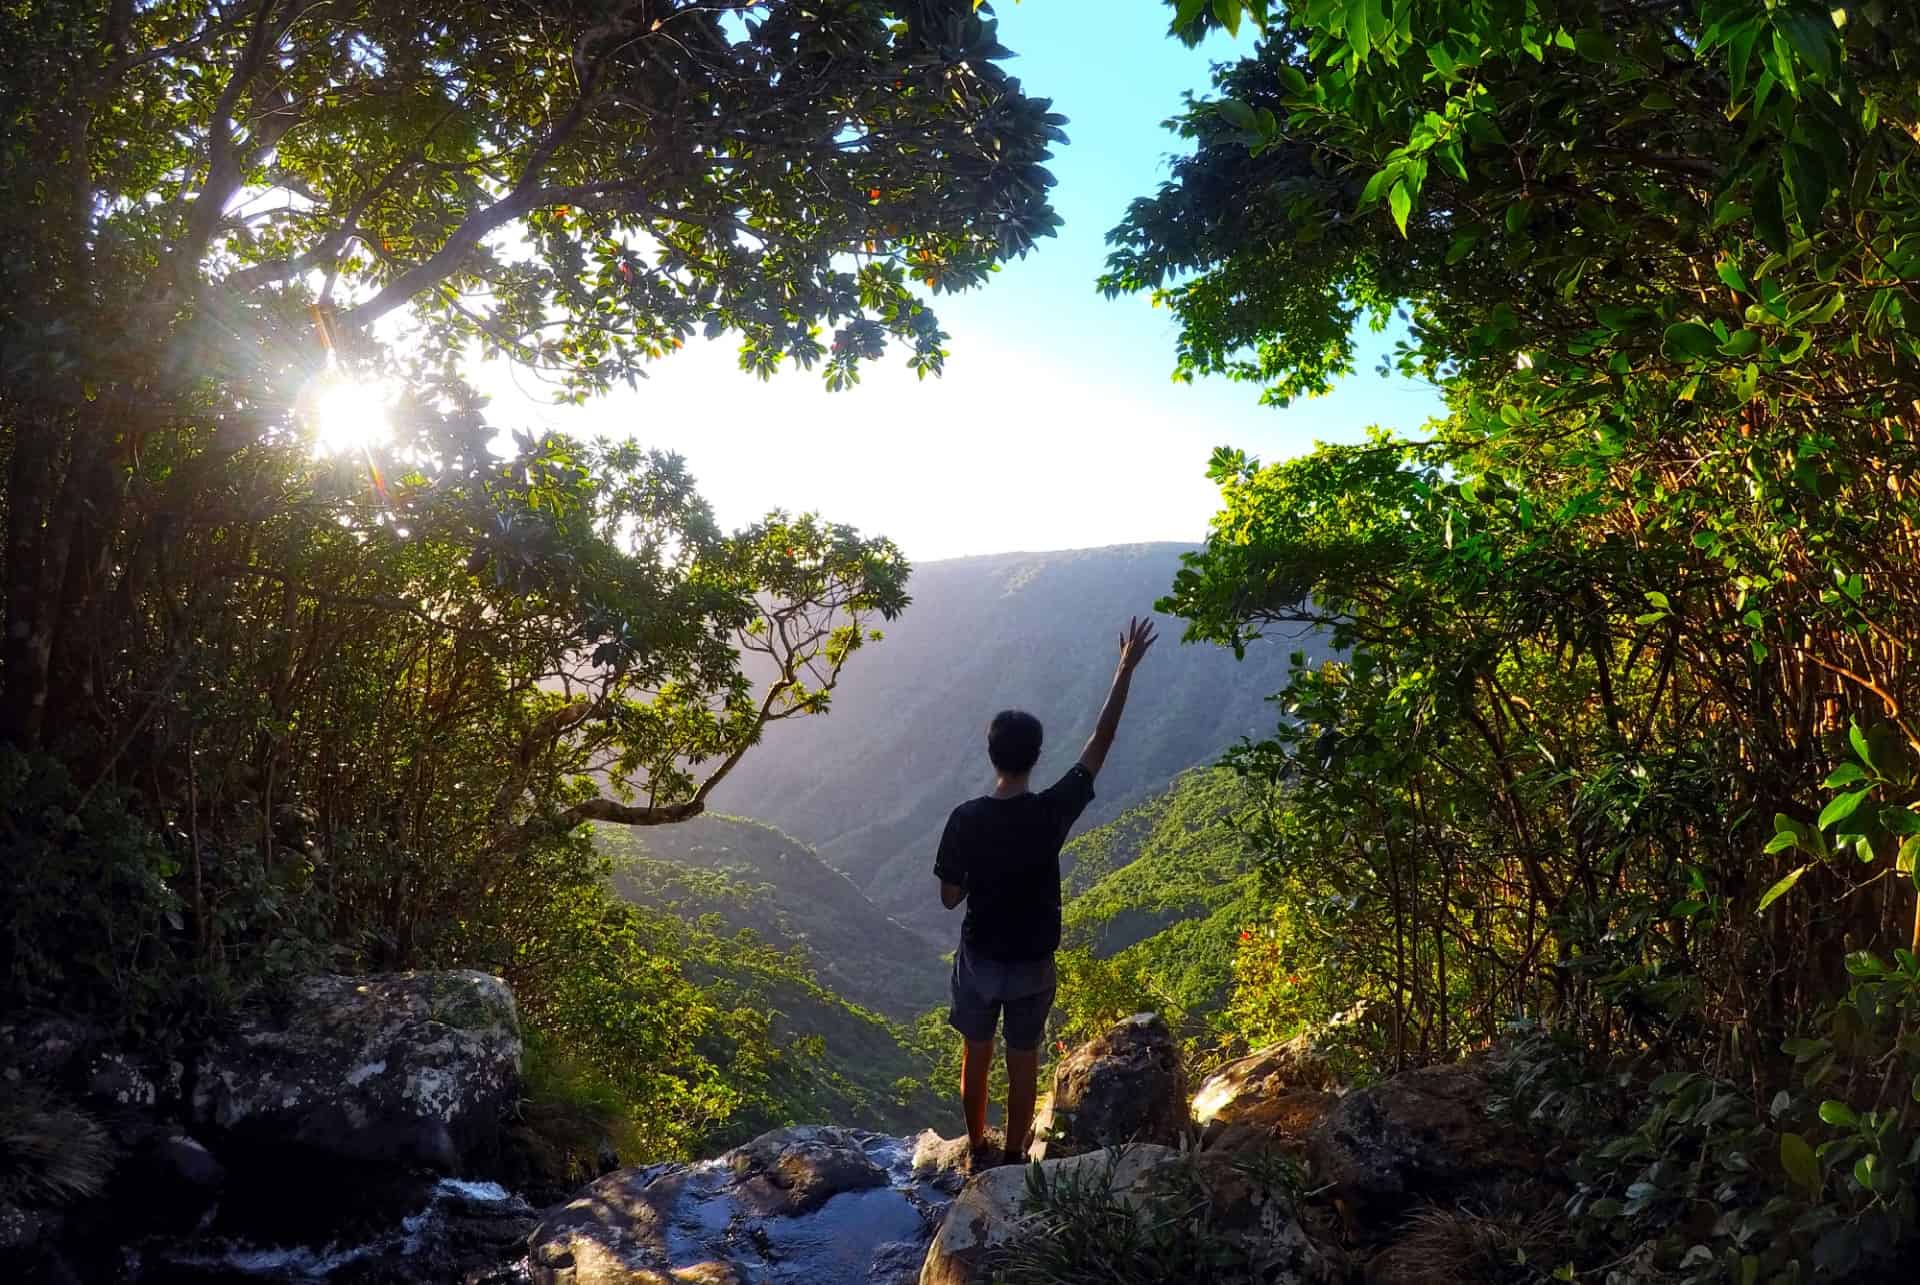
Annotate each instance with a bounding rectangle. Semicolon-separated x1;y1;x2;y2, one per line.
1193;1033;1344;1156
0;1018;106;1087
152;1133;225;1190
500;1100;625;1209
908;1130;973;1191
189;970;520;1171
135;1175;538;1285
918;1145;1179;1285
530;1126;953;1285
1306;1059;1546;1226
919;1142;1338;1285
1029;1013;1186;1160
1194;1031;1341;1121
726;1123;889;1216
1204;1088;1338;1157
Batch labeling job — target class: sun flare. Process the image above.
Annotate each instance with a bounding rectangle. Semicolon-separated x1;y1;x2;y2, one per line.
305;375;394;459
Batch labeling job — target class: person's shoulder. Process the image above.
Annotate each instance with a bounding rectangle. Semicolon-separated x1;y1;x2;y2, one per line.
1042;763;1095;794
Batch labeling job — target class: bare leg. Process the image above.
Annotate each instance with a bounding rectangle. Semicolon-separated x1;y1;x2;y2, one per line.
961;1038;994;1146
1003;1045;1040;1162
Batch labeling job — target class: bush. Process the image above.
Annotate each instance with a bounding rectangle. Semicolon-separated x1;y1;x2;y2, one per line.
0;1085;113;1208
0;751;184;1028
984;1149;1310;1285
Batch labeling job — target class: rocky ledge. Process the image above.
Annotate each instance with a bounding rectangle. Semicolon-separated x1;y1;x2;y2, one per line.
5;985;1562;1285
529;1124;963;1285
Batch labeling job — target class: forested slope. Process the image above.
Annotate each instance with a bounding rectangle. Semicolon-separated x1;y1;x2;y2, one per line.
1051;768;1266;1050
598;815;946;1021
712;543;1324;936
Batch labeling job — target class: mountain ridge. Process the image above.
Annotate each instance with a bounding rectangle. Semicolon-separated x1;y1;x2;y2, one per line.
711;542;1324;939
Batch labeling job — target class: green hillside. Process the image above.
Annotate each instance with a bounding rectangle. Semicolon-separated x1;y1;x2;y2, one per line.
1051;767;1265;1049
599;814;946;1020
590;841;954;1139
710;543;1326;938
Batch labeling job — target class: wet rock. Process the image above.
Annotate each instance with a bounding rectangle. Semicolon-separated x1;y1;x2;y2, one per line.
917;1145;1178;1285
1029;1013;1186;1160
132;1177;536;1285
189;970;520;1171
152;1133;225;1190
1306;1059;1546;1226
726;1124;888;1216
530;1126;953;1285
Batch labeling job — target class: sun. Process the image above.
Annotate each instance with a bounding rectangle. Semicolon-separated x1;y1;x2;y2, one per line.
305;374;394;458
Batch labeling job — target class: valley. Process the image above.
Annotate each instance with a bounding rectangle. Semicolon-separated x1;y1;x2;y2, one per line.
709;542;1322;940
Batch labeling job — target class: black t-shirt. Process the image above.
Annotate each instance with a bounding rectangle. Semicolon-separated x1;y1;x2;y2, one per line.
933;765;1097;962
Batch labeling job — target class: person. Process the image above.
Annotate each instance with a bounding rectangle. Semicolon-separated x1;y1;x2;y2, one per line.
933;616;1158;1169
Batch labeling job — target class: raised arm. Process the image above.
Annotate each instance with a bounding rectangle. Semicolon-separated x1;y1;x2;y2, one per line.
1077;616;1157;779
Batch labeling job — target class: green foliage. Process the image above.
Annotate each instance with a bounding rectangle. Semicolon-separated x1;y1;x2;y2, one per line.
602;813;946;1021
1118;0;1920;1274
1053;768;1265;1055
0;0;1061;1164
983;1149;1308;1285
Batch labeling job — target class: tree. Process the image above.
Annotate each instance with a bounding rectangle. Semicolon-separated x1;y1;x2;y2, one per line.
0;1;1064;1051
0;0;1065;752
1113;4;1920;1265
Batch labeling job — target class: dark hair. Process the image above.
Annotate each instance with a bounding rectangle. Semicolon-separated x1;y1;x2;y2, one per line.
987;709;1043;776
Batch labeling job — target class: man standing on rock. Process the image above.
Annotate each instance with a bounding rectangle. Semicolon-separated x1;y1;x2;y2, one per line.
934;616;1157;1168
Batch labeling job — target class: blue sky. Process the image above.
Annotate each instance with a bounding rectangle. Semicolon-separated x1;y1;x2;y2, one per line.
479;1;1444;561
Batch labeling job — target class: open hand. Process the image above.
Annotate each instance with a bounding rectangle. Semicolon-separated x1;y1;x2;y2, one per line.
1117;616;1158;673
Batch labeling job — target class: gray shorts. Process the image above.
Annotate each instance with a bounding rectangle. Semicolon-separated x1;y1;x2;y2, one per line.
947;946;1056;1051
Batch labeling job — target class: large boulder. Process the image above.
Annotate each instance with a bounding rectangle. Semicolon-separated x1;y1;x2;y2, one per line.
1306;1059;1547;1225
1028;1013;1186;1160
189;970;520;1171
919;1145;1333;1285
918;1145;1178;1285
530;1126;951;1285
1192;1034;1340;1156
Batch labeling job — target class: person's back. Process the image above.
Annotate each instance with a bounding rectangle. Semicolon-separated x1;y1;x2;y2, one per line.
933;617;1156;1169
942;774;1090;961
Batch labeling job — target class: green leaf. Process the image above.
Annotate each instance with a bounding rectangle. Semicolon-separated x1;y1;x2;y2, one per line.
1388;180;1412;237
1358;165;1396;209
1212;0;1242;39
1786;143;1830;229
1824;763;1868;788
1662;322;1720;362
1843;952;1887;978
1753;171;1790;253
1275;64;1309;96
1818;788;1871;830
1716;258;1749;294
1216;99;1258;132
1780;1131;1820;1192
1755;865;1810;914
1821;1099;1859;1127
1572;29;1612;64
1776;10;1838;81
